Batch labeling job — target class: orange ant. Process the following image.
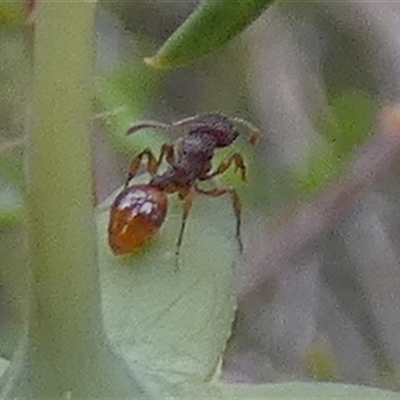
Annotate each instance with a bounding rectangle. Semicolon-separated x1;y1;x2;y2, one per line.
108;113;260;265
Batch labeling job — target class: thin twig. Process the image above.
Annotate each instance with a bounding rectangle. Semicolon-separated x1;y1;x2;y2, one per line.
239;106;400;306
92;106;126;121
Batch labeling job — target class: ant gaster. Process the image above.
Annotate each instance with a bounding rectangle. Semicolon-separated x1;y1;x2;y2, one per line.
108;113;260;265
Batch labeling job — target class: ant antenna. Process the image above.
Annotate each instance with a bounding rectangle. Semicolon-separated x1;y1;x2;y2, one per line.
125;116;203;136
126;114;262;145
231;117;261;146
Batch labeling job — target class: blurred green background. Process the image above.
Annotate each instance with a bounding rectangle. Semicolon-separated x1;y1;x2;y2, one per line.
2;0;400;392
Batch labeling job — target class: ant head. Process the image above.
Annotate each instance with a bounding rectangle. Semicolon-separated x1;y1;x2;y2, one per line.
125;113;260;147
186;114;238;148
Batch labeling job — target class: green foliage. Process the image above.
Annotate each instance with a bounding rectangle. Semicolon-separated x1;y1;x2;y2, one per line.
292;90;375;194
96;60;164;153
219;382;400;399
0;176;23;226
0;5;30;198
145;0;274;69
98;187;238;386
304;339;337;382
0;2;25;27
320;90;375;158
0;1;399;398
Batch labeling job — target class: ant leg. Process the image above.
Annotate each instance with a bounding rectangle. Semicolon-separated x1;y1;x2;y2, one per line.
195;186;243;253
231;117;261;145
201;152;247;183
125;144;176;188
175;190;195;269
125;148;159;188
157;143;175;167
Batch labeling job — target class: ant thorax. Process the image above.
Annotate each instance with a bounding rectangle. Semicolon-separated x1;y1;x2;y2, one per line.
180;130;217;154
177;132;215;171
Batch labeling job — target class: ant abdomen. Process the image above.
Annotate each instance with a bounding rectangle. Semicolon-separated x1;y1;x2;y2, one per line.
108;184;168;255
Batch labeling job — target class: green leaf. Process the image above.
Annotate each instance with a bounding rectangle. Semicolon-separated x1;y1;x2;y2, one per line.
219;381;400;399
0;224;28;360
304;339;337;381
0;176;23;226
145;0;274;69
292;90;375;195
95;61;164;154
97;185;239;384
320;90;374;158
291;146;337;195
0;2;25;27
0;359;9;377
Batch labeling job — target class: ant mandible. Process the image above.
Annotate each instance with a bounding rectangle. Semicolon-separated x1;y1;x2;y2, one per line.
108;113;260;266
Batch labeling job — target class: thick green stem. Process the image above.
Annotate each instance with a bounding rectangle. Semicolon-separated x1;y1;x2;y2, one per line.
0;2;144;398
28;0;103;371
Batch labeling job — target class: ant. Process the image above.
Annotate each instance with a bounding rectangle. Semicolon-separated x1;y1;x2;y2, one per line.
108;113;260;266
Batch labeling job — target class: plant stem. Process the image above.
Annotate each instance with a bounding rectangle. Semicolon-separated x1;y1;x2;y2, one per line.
0;2;143;397
28;0;101;363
